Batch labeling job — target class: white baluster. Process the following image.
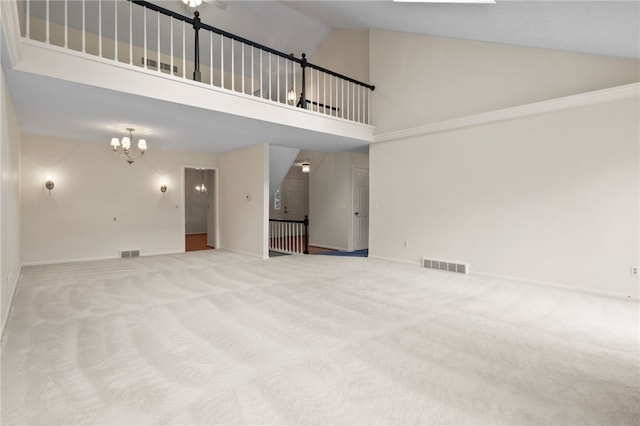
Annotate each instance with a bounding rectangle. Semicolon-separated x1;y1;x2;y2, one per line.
241;44;245;94
25;0;30;39
231;40;235;91
45;0;49;44
64;0;68;48
277;56;280;103
128;0;132;63
98;0;102;56
82;0;86;52
268;53;272;100
251;46;254;96
182;21;186;78
210;31;213;84
170;18;174;74
113;0;117;60
143;6;147;69
220;35;224;88
157;11;160;72
259;50;263;97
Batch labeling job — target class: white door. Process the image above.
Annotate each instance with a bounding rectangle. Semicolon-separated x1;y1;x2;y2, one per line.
352;168;369;250
206;170;216;248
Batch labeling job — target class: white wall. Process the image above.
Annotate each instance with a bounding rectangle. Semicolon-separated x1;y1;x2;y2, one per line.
309;151;368;251
1;67;22;338
219;143;269;259
21;134;218;264
370;29;640;133
370;98;640;298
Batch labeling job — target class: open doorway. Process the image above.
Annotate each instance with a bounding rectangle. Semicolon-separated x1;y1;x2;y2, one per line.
184;167;217;252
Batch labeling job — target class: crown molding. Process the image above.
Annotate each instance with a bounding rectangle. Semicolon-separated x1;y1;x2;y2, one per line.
374;83;640;143
0;0;22;66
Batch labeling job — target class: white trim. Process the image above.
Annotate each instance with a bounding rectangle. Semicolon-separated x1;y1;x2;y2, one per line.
21;255;118;267
1;265;23;345
367;255;420;266
374;83;640;143
308;243;349;252
0;0;23;66
471;271;638;301
367;255;637;300
221;247;267;260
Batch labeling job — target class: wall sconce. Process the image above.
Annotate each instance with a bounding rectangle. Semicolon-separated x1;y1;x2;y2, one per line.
301;162;310;173
44;179;55;190
160;184;168;193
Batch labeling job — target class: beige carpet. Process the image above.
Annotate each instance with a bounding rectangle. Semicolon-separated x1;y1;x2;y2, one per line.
1;251;638;425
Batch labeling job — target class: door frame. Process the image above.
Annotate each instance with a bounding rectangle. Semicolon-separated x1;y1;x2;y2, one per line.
182;166;220;252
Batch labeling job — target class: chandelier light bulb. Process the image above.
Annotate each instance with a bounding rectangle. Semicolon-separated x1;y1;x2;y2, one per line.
121;136;131;150
183;0;202;7
138;139;147;151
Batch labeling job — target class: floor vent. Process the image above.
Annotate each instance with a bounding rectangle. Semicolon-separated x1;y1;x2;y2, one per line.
422;258;469;274
120;250;140;258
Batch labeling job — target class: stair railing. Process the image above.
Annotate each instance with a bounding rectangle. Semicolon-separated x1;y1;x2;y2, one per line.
269;215;309;255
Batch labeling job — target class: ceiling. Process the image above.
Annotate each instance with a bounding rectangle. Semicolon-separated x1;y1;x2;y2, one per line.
280;0;640;59
3;0;638;156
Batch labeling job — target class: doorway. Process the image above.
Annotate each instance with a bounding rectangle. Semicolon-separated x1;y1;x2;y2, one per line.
184;167;217;252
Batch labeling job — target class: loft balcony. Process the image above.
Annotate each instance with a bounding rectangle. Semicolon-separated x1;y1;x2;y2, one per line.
2;0;376;150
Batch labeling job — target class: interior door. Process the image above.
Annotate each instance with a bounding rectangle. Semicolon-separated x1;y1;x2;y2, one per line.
206;170;216;248
352;168;369;250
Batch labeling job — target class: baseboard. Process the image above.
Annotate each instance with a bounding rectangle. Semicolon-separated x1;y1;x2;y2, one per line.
21;255;119;266
367;255;421;266
309;243;349;252
21;250;189;267
1;265;23;346
220;248;266;260
472;271;638;301
367;255;637;301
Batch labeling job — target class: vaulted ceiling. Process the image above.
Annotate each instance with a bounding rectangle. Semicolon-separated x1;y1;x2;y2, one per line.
203;0;639;59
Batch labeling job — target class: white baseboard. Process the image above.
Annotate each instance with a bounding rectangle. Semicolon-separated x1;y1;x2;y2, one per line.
1;265;23;346
308;243;349;252
367;255;421;266
21;255;119;266
472;271;638;301
367;254;637;301
221;248;266;260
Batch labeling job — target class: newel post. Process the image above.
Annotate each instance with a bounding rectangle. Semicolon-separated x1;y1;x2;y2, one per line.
192;11;201;82
303;215;309;254
298;53;308;109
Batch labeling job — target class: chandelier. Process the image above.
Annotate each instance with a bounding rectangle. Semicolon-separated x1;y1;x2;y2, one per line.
110;128;147;165
195;169;208;193
183;0;202;7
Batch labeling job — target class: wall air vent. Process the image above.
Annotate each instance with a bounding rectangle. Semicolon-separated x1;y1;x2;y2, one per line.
142;57;178;74
120;250;140;258
422;258;469;274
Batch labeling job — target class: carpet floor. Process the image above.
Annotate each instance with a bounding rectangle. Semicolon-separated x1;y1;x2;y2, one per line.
1;251;638;425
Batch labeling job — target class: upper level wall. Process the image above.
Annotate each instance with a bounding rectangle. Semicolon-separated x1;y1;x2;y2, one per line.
310;29;370;85
370;29;640;134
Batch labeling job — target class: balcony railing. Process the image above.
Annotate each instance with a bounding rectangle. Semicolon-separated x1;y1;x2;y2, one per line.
18;0;375;125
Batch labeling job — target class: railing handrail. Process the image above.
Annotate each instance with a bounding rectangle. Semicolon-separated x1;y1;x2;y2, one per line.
129;0;374;91
269;218;306;224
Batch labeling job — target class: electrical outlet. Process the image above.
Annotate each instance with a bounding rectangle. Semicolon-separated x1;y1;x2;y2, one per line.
631;266;638;276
